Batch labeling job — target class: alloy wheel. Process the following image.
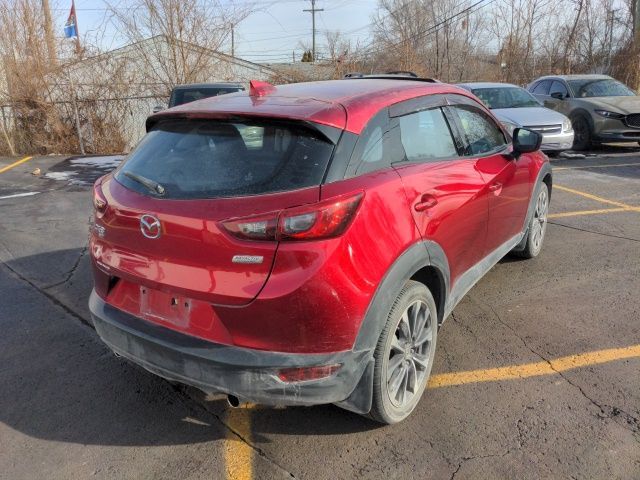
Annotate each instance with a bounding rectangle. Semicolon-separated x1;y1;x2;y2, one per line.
384;300;434;408
531;187;548;252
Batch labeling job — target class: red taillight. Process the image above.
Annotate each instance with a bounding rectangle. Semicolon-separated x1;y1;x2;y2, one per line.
277;364;341;383
93;180;108;213
279;192;363;240
221;192;364;242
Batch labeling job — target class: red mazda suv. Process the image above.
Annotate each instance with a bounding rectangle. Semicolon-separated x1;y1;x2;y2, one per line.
89;76;551;424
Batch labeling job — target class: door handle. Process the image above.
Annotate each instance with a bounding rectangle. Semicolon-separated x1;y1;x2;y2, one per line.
414;194;438;212
489;182;502;193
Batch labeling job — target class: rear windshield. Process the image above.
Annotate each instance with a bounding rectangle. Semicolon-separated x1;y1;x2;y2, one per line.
115;119;335;199
169;88;242;107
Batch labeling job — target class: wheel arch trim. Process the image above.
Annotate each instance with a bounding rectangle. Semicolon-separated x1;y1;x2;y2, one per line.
352;240;450;353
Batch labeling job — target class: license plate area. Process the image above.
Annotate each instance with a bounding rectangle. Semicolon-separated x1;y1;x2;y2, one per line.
140;286;191;328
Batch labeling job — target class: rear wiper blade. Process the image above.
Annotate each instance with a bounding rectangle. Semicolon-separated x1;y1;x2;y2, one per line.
123;171;165;195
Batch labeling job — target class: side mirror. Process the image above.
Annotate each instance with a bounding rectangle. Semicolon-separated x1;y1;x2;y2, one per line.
152;105;165;114
512;128;542;157
550;92;565;100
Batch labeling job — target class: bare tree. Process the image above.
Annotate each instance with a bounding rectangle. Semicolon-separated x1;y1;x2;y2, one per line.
108;0;252;95
324;31;366;78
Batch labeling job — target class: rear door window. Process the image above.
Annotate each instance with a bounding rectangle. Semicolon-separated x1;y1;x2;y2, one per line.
550;81;569;98
115;119;335;199
450;105;507;156
398;108;458;162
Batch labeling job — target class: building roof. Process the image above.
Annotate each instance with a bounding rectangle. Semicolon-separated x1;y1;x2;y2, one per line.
149;79;475;134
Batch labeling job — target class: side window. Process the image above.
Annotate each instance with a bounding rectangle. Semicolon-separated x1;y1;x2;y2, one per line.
532;80;551;95
452;105;507;156
360;125;384;165
398;108;458;162
549;81;569;98
352;110;391;176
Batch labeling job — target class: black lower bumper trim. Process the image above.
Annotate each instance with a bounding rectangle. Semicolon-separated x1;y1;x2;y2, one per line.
89;290;371;407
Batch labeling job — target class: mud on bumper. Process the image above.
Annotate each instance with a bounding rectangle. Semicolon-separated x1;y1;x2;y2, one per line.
89;290;372;409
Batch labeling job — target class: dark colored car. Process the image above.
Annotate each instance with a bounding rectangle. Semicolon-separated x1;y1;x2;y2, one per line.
153;82;245;113
527;74;640;150
90;77;551;424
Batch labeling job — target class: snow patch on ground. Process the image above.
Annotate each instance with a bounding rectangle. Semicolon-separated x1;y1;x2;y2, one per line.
69;156;123;169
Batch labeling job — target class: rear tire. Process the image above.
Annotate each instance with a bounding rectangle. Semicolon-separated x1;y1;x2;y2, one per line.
513;183;549;259
571;115;592;151
369;280;437;424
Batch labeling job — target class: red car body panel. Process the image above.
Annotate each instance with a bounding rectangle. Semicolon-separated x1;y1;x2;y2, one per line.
92;176;320;306
476;153;534;252
393;159;490;285
92;167;421;353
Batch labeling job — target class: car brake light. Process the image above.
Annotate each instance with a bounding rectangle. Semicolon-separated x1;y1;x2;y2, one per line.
279;192;363;240
93;180;108;213
277;364;341;382
221;192;363;242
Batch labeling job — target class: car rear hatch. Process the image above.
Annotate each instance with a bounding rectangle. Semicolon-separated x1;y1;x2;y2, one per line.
92;116;340;307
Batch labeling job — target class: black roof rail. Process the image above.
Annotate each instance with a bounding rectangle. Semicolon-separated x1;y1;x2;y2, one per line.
343;72;438;83
385;70;418;77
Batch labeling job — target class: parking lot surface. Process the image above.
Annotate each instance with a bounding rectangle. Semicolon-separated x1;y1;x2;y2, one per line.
1;150;639;479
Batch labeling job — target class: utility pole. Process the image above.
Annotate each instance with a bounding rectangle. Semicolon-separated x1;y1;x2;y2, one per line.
303;0;323;62
41;0;58;67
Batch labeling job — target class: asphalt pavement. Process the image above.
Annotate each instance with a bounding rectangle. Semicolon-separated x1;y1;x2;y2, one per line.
0;150;638;479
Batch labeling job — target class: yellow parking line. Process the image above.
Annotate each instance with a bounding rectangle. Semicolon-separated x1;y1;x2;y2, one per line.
548;207;630;219
0;156;33;174
554;162;639;171
224;404;255;480
554;184;640;211
428;344;640;388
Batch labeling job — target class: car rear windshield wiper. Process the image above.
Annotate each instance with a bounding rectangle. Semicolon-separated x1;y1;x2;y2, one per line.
123;171;165;195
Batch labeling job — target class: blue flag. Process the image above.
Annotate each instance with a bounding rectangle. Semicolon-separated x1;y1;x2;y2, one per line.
64;1;78;38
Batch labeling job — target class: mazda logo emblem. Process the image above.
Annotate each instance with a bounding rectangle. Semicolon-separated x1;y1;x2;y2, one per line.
140;214;161;239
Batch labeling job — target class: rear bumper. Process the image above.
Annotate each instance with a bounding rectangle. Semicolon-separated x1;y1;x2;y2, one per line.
89;290;371;406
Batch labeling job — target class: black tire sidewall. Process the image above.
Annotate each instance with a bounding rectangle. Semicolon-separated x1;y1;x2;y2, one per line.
571;115;592;151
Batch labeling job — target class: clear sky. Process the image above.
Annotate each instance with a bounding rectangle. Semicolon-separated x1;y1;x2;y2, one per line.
49;0;379;63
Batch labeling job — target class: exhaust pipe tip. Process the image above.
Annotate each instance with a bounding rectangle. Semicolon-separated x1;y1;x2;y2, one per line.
227;394;241;408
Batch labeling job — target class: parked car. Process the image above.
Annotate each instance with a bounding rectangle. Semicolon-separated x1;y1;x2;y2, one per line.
458;82;573;152
89;76;551;424
527;74;640;150
153;82;245;113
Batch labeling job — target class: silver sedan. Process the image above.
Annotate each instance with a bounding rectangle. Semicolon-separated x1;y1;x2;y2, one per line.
458;82;574;152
